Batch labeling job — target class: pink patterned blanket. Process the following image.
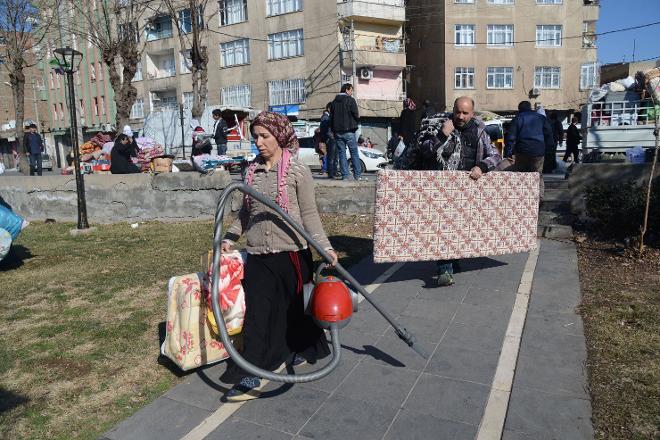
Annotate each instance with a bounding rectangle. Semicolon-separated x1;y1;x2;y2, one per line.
373;170;539;263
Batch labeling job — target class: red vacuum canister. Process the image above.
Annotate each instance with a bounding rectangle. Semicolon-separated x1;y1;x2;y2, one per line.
308;274;358;329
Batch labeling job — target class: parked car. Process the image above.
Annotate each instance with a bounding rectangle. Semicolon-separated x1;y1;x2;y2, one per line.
41;153;53;171
297;136;388;173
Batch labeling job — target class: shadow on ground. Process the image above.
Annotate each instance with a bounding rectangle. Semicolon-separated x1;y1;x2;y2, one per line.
0;245;33;271
0;387;29;415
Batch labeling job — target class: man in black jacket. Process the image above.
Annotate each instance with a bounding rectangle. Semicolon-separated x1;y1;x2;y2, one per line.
563;115;582;163
330;83;364;180
504;101;554;199
212;109;229;155
23;124;44;176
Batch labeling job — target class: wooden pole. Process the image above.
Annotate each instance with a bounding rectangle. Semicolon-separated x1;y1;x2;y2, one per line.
639;110;659;255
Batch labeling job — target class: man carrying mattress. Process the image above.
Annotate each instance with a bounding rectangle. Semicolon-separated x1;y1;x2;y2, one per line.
395;96;502;286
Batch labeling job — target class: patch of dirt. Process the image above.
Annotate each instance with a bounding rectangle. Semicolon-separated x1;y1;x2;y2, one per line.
576;239;660;440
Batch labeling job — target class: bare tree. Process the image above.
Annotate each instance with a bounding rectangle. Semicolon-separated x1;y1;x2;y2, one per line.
0;0;56;171
161;0;209;119
67;0;151;129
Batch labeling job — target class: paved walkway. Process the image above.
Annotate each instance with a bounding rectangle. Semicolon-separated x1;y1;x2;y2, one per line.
102;239;592;440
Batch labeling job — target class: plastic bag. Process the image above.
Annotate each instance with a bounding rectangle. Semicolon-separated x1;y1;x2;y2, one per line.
0;228;11;261
626;146;645;164
393;139;406;158
0;205;24;240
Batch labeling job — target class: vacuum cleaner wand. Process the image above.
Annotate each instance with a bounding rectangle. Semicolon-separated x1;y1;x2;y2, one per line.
211;182;429;384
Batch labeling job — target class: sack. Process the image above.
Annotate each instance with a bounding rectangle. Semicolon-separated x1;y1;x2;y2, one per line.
205;251;246;337
151;157;173;173
161;264;245;371
0;228;11;261
393;139;406;158
0;205;24;240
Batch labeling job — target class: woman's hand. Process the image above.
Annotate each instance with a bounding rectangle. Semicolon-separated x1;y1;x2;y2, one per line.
221;241;233;253
326;249;338;267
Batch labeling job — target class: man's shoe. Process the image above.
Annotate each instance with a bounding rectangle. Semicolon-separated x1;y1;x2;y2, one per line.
437;273;455;287
224;376;263;402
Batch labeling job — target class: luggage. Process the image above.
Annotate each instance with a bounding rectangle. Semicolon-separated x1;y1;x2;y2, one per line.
0;228;11;261
0;205;25;240
161;252;246;371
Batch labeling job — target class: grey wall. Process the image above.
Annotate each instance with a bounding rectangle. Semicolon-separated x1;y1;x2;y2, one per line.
0;173;376;223
568;163;660;216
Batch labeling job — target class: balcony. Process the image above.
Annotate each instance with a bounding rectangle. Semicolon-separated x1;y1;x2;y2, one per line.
583;1;600;21
356;98;402;118
337;0;405;24
342;37;406;68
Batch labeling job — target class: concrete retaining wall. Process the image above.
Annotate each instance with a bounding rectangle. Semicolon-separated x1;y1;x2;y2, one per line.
568;163;660;216
0;173;376;223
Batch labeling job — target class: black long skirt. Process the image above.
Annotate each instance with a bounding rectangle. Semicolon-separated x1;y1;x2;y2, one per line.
234;248;330;374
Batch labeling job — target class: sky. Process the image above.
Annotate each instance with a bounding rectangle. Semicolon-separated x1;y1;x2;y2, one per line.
596;0;660;65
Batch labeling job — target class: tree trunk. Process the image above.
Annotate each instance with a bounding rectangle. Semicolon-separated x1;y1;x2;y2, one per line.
103;45;138;130
10;66;28;174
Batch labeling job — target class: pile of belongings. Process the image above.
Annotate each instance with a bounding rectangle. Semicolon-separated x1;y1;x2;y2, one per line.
134;137;165;172
0;204;28;262
644;67;660;103
192;154;233;173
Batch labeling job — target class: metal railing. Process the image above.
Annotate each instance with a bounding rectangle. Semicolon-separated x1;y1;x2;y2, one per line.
590;100;656;127
337;0;405;7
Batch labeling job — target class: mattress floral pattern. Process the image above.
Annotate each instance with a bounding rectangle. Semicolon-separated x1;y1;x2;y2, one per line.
373;170;539;263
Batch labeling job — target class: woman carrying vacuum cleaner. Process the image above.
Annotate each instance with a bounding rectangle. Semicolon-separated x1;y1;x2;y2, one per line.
220;111;339;401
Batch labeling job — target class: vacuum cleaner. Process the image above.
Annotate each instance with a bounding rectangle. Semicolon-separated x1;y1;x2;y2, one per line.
210;182;429;384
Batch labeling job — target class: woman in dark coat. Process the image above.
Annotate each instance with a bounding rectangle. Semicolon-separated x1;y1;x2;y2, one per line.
399;98;417;147
110;134;140;174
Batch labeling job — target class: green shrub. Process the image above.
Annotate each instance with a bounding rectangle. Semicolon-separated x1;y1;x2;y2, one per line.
585;178;660;239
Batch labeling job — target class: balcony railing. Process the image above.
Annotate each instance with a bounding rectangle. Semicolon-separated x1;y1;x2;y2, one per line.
337;0;404;6
590;101;655;127
346;36;405;53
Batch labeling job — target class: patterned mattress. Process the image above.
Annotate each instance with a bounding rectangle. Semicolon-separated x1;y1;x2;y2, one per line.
373;170;539;263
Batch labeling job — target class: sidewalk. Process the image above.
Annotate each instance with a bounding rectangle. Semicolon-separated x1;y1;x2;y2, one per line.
102;239;592;440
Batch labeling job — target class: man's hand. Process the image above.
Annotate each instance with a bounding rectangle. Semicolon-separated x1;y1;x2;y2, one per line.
441;120;455;137
469;166;483;180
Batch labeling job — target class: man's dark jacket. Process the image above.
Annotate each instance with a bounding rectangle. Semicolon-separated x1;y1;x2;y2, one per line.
213;117;228;145
505;110;554;157
330;93;359;133
566;123;582;148
24;132;44;154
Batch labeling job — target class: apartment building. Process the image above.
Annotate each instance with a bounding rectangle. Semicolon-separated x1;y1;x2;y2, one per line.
125;0;407;145
406;0;600;114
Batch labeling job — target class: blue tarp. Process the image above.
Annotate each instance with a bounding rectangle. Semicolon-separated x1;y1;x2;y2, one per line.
0;205;24;240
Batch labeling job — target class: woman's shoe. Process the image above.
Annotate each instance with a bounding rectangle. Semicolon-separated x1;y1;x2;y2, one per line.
224;376;263;402
437;273;455;287
291;353;308;367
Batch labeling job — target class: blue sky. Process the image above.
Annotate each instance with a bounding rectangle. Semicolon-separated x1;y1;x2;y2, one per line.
597;0;660;64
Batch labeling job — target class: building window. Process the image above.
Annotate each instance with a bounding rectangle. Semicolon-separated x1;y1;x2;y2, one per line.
92;97;98;117
580;62;597;90
59;103;65;120
268;78;305;105
454;67;475;89
487;24;514;47
268;29;304;60
266;0;302;17
146;15;173;41
341;72;352;84
78;99;85;116
455;0;474;3
183;92;193;109
97;62;104;81
221;84;251;107
536;25;562;47
454;24;475;46
489;0;514;4
537;0;561;3
133;61;143;81
99;96;106;115
179;7;204;34
220;39;250;67
131;98;144;118
90;63;96;81
49;72;54;89
219;0;247;26
51;103;57;120
534;66;561;89
180;50;192;73
487;67;513;89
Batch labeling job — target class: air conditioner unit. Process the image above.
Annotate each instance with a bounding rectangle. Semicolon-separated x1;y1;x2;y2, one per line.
529;88;540;98
359;67;373;80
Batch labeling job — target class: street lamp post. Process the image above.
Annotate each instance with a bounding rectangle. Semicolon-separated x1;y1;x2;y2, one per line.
54;47;88;230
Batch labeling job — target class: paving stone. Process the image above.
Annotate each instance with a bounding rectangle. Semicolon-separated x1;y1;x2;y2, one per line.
405;374;490;425
462;286;516;308
505;386;593;440
525;310;584;337
501;430;538;440
519;326;587;360
452;303;512;329
366;332;435;372
164;369;228;411
441;322;507;354
299;394;398;440
388;313;453;343
234;385;329;434
336;362;420;409
402;298;460;322
104;397;212;440
205;417;292;440
344;307;393;336
415;282;470;303
384;408;477;440
426;345;500;385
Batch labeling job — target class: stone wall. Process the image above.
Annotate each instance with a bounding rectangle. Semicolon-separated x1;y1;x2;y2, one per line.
0;172;376;223
568;163;660;217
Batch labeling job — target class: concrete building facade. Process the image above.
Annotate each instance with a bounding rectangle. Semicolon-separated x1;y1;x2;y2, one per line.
406;0;600;114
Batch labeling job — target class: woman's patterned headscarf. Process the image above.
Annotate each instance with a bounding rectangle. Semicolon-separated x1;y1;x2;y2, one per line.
250;111;299;154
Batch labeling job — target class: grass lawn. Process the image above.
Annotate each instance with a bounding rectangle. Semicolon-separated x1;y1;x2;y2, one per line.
0;214;374;440
577;240;660;440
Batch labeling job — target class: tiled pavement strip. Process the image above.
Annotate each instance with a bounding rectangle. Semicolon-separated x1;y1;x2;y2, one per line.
102;239;592;440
